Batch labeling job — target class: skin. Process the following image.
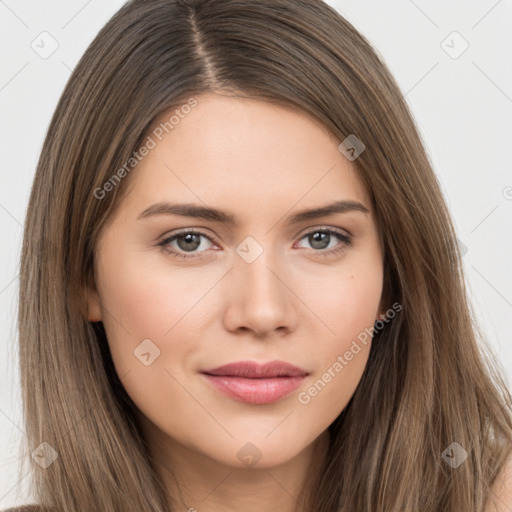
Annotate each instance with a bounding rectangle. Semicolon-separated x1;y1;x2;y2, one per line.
86;91;385;512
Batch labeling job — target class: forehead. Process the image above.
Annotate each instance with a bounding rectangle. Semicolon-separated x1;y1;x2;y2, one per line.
116;92;371;220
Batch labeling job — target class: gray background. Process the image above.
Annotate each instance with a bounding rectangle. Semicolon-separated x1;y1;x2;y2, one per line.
1;0;511;507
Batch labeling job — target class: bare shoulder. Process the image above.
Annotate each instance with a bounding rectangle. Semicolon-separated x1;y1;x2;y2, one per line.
486;454;512;512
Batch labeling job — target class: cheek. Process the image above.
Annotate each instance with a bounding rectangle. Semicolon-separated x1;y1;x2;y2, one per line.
95;244;219;345
93;244;226;413
295;254;383;410
303;254;383;350
93;247;209;431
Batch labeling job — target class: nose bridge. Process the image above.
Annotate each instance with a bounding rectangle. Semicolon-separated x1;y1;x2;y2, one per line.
241;255;280;296
226;235;295;335
236;239;285;303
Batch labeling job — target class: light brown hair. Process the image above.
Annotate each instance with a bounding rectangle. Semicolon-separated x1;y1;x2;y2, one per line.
17;0;512;510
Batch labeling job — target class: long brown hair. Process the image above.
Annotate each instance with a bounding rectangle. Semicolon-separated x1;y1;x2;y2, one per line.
17;0;512;510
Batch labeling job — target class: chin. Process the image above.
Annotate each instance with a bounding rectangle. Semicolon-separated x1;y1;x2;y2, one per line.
202;435;316;470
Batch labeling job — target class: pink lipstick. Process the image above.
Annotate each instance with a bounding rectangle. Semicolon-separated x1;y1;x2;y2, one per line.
200;360;308;405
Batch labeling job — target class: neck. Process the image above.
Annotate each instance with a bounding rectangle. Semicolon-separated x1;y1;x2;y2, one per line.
139;414;330;512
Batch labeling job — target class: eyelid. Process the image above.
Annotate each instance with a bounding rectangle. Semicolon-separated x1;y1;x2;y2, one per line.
157;225;352;258
159;227;220;245
294;224;352;240
293;226;352;256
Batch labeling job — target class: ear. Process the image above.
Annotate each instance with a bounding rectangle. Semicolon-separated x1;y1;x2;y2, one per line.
84;272;103;322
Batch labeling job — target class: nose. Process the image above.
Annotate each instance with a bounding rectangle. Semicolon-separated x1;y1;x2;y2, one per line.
223;251;298;338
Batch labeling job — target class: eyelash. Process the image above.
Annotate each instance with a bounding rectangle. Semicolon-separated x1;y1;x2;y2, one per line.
157;227;352;259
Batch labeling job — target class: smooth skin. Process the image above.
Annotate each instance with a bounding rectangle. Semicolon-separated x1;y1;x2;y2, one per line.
86;92;386;512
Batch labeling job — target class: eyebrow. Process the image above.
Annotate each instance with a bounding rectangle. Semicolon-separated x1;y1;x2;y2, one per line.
137;200;370;225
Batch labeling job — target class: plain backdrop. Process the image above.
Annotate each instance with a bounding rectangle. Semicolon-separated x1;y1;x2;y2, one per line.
1;0;511;507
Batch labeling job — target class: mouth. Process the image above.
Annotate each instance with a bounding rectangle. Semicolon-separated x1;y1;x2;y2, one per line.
199;360;309;405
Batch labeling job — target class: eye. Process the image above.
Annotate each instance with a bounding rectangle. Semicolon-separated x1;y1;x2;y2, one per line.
295;227;351;257
157;227;352;259
157;230;217;259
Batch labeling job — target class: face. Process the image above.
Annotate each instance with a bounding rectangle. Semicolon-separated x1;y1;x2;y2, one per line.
86;91;384;470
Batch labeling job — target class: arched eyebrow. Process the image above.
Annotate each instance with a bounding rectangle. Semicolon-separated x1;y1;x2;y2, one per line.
137;200;369;226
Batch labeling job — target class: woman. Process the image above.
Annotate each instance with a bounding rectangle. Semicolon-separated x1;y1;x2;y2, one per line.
8;0;512;510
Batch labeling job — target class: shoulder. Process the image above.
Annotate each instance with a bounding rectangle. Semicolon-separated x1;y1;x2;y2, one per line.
486;455;512;512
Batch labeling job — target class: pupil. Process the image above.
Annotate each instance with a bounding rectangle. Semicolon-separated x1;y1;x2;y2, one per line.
178;233;200;251
175;232;331;252
310;231;329;249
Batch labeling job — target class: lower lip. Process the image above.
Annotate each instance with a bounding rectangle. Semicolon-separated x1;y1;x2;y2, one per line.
201;374;306;404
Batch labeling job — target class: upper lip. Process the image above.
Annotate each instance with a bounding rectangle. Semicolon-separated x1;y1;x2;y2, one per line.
200;360;309;378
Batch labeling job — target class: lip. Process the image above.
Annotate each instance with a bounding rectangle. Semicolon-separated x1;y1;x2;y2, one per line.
200;360;309;405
